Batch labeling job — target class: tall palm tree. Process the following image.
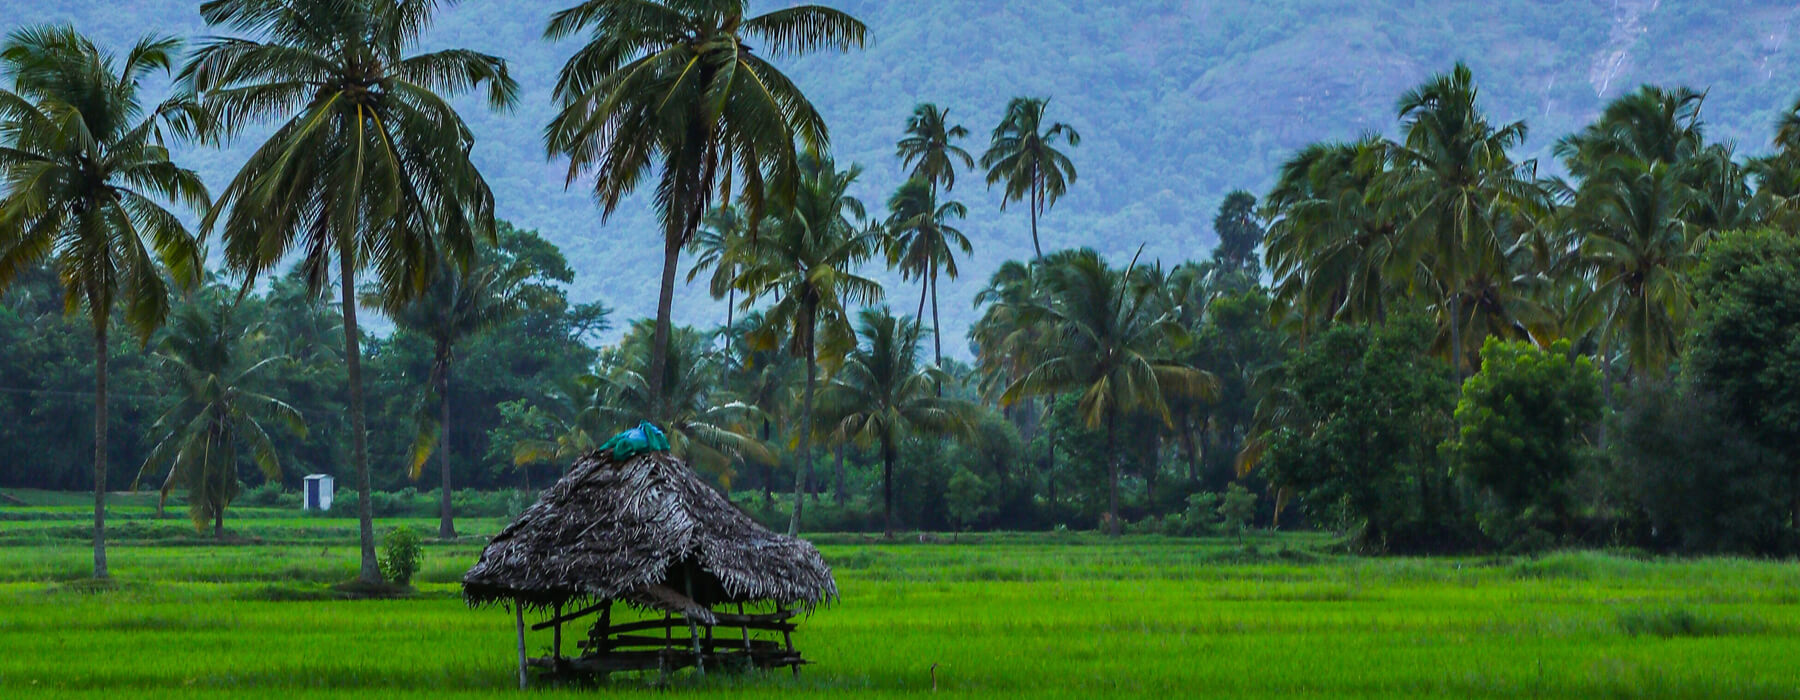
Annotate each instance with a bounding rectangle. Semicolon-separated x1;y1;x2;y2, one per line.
885;177;971;368
820;307;972;536
585;320;773;484
687;205;753;340
1563;159;1702;376
1262;138;1399;333
1001;249;1215;536
544;0;865;414
1379;63;1542;373
184;0;519;584
0;27;208;579
135;288;305;539
374;245;549;539
735;151;883;535
982;97;1080;259
896;103;972;194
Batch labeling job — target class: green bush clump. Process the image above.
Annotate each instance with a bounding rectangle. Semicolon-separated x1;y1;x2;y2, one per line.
379;526;422;586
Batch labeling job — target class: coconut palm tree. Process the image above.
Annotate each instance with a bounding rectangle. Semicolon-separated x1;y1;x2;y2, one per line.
0;26;208;579
734;151;883;535
1001;249;1215;536
897;103;972;194
687;205;754;340
1563;158;1702;376
374;244;550;539
982;97;1080;260
820;307;973;536
1379;63;1543;373
183;0;519;584
585;320;773;484
885;177;971;369
544;0;865;414
135;288;305;539
1262;138;1400;333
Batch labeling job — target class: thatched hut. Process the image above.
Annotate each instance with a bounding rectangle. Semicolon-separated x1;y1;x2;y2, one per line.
463;449;837;686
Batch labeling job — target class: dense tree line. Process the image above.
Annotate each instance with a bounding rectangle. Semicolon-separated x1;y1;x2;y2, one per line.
8;2;1800;591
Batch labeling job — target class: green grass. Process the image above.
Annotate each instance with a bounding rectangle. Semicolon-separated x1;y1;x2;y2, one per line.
1;504;1798;698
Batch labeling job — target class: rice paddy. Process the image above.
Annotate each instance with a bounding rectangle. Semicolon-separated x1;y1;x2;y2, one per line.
1;501;1797;698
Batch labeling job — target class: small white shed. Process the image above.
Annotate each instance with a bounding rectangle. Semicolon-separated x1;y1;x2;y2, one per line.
303;474;335;511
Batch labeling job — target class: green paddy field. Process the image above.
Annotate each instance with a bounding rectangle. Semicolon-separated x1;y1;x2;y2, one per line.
1;494;1796;698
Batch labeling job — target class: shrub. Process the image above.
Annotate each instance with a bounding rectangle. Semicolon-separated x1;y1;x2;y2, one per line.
1218;483;1258;542
379;526;422;586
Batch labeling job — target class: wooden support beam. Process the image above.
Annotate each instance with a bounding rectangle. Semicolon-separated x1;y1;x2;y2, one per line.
552;601;563;662
514;604;528;690
530;600;608;631
779;605;798;679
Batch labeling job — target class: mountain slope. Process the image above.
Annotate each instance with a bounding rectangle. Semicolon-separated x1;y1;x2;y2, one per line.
14;0;1800;356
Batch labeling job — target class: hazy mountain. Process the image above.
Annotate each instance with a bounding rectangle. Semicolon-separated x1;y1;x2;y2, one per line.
14;0;1800;356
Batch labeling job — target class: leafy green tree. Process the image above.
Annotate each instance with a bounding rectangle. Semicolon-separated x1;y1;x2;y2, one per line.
819;307;973;535
1002;249;1214;536
896;103;972;194
885;177;971;369
0;26;208;578
135;289;305;538
374;239;554;539
1608;381;1791;554
1687;228;1800;528
1445;338;1601;540
945;468;992;534
185;0;519;583
982;97;1080;260
1210;191;1263;278
734;151;883;533
1262;318;1460;552
544;0;865;412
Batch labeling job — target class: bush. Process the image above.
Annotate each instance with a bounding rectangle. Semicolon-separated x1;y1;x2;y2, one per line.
379;526;422;586
1219;483;1258;542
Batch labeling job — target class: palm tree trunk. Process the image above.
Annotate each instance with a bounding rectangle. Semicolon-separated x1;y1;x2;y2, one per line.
788;330;816;537
833;444;846;504
1029;179;1043;260
1449;293;1464;377
214;508;224;541
882;436;896;538
648;232;683;417
91;321;109;580
916;278;928;323
339;252;381;584
930;268;944;370
1106;412;1120;537
439;354;457;540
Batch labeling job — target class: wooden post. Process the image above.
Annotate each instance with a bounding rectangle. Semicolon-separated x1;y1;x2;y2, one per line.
659;611;671;685
737;603;750;656
688;617;705;676
552;601;563;663
779;605;798;678
597;600;613;655
514;604;528;690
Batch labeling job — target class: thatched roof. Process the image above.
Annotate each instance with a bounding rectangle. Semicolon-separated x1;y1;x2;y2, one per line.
462;450;837;617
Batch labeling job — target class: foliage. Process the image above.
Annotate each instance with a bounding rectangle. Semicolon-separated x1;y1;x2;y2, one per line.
1262;318;1462;552
944;468;992;532
1218;483;1257;543
378;525;422;586
1445;338;1601;541
1607;382;1792;555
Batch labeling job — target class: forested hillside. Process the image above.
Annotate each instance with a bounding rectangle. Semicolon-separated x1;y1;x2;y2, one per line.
16;0;1800;352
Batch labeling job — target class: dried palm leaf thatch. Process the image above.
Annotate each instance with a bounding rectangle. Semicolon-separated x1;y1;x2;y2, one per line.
463;450;837;615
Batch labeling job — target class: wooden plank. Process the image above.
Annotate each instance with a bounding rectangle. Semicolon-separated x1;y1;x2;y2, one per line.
530;600;608;631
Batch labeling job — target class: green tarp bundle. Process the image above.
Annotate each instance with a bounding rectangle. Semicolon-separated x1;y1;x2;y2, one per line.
597;421;670;460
